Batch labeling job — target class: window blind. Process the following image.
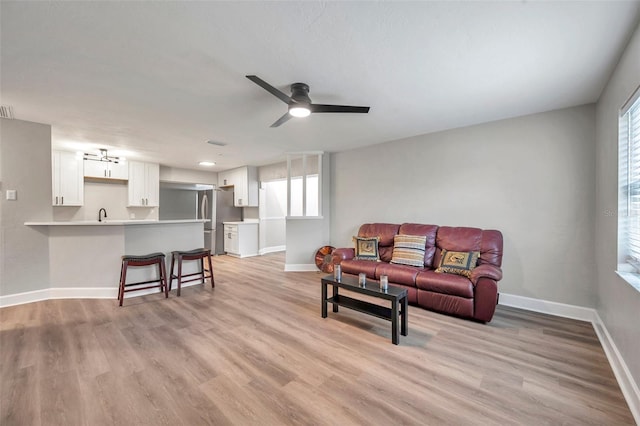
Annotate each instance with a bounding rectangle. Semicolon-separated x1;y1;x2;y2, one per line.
619;92;640;266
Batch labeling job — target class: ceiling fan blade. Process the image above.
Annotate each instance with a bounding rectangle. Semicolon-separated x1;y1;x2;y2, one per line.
311;104;370;114
246;75;291;104
270;112;293;128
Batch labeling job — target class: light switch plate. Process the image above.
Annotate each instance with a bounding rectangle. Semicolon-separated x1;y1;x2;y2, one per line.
6;189;17;200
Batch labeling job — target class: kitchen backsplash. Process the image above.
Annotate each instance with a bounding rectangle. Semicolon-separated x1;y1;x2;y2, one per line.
52;181;158;222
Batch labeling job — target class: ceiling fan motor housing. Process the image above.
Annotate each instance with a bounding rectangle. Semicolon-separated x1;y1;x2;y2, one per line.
290;83;311;104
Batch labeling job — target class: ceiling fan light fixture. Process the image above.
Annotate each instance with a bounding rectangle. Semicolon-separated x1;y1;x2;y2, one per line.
289;106;311;118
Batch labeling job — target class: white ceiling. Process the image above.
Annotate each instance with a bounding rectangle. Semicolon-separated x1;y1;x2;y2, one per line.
2;1;639;171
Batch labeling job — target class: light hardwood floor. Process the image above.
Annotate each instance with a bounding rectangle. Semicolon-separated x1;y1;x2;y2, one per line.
0;253;635;425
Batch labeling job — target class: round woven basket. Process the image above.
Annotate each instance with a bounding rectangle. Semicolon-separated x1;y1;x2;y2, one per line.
314;245;336;273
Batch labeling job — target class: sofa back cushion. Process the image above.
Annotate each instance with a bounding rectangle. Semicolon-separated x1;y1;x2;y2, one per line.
358;223;400;262
435;226;503;268
479;229;503;267
398;223;438;267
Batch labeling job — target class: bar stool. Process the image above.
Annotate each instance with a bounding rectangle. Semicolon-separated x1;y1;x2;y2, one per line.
118;252;168;306
169;248;215;296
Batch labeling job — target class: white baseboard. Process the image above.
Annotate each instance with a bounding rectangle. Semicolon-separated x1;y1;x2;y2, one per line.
226;252;258;258
500;292;639;424
592;312;640;425
0;288;51;308
498;292;596;322
284;263;318;272
0;281;204;308
259;245;286;255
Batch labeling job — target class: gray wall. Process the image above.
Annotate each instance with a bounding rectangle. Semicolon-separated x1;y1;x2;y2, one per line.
595;23;640;391
331;105;596;307
0;118;52;296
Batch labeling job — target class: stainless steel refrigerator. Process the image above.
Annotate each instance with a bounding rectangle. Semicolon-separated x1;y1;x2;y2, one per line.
198;188;242;255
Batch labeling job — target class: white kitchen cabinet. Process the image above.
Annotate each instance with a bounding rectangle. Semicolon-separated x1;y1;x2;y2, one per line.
52;150;84;206
84;160;128;180
218;169;233;187
223;222;258;257
128;161;159;207
217;166;258;207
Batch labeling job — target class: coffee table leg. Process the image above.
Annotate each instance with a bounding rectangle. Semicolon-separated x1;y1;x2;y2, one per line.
321;281;327;318
332;285;339;312
401;295;408;336
392;300;399;345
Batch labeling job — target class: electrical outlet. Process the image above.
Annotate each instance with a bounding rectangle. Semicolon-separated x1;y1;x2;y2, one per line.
6;189;17;200
130;212;135;219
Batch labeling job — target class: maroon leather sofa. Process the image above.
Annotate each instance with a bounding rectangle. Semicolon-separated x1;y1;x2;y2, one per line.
332;223;503;322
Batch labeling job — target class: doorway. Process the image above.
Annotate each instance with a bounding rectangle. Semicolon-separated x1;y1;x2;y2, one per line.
258;179;287;254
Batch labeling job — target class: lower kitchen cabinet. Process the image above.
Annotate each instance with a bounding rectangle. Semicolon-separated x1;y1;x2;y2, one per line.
223;222;258;258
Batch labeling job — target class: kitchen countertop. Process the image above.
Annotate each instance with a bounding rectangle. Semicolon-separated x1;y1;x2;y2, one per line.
24;219;209;226
223;220;259;225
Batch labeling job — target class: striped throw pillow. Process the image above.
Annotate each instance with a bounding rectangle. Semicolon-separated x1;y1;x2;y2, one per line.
390;234;427;267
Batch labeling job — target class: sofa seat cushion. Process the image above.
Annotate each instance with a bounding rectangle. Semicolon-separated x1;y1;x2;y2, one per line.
415;270;474;298
340;259;379;278
375;263;424;287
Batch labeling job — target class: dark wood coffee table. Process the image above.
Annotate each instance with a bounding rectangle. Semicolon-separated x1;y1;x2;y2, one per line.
321;274;408;345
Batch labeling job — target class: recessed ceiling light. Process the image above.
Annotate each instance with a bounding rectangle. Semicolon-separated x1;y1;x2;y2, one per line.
199;161;216;167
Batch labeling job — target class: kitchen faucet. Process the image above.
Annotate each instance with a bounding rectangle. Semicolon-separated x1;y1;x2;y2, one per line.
98;208;107;222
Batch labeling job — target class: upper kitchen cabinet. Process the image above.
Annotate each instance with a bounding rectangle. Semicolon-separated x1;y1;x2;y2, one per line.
217;166;258;207
52;150;84;206
128;161;159;207
84;160;128;180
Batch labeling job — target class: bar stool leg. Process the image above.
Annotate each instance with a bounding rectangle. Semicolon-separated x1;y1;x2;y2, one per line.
160;258;168;298
168;252;176;292
177;254;183;297
156;261;163;293
118;262;124;302
119;260;128;307
207;252;215;288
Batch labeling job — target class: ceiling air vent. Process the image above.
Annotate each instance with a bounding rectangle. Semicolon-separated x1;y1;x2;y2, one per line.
207;140;227;147
0;105;14;119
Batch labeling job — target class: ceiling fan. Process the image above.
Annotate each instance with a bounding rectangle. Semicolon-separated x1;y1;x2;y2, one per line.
246;75;370;127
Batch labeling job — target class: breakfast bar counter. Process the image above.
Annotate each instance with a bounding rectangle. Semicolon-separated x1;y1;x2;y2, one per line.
24;219;207;226
24;220;207;299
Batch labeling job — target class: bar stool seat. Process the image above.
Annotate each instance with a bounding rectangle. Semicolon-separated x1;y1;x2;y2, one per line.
169;248;215;296
118;252;168;306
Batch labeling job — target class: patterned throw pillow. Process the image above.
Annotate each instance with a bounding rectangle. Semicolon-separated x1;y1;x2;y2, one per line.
435;249;480;278
353;236;380;261
390;234;427;267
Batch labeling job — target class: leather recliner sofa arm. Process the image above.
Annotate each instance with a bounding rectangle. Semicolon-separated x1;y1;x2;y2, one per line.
332;248;355;264
470;264;503;286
